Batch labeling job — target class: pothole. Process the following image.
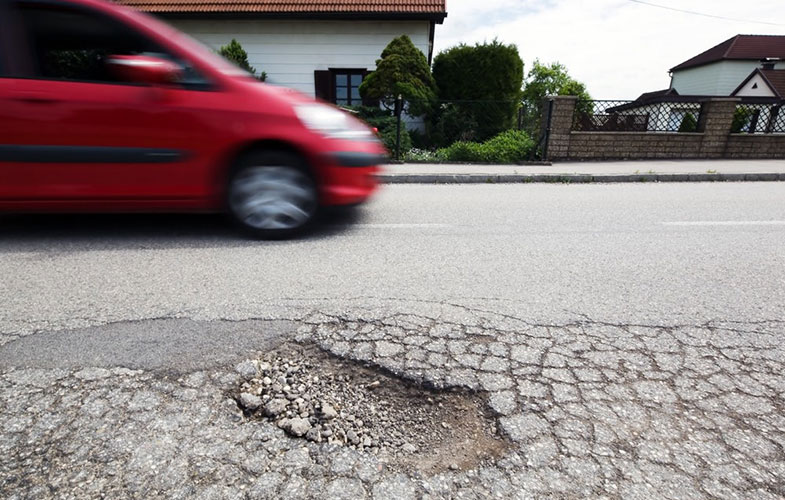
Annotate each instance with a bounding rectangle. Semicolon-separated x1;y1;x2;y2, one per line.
234;344;511;474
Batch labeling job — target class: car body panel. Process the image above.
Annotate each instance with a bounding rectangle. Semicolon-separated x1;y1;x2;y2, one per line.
0;0;384;213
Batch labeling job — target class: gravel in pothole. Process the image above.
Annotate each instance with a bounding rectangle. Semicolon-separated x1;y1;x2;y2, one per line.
235;344;510;473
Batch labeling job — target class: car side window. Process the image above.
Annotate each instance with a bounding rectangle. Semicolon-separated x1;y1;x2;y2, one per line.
14;0;211;89
0;1;10;76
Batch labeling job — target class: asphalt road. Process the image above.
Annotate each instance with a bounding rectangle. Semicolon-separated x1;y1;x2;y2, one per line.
3;182;785;499
1;182;784;350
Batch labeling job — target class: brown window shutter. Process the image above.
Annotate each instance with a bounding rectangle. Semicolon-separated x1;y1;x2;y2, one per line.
314;70;332;102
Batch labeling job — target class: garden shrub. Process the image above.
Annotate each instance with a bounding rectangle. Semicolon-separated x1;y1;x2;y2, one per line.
678;112;697;132
351;106;411;155
481;130;535;163
429;103;479;147
380;126;412;155
730;107;752;133
439;141;484;162
435;129;534;164
432;40;523;142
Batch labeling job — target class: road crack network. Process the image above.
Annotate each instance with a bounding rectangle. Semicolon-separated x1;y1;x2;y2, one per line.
1;307;784;499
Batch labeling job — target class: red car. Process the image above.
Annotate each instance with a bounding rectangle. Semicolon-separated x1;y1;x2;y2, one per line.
0;0;385;238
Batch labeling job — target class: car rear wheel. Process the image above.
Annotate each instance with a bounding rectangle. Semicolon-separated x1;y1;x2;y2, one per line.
227;151;318;238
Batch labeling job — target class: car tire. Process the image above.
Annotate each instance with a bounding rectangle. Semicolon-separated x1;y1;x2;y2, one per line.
227;150;318;239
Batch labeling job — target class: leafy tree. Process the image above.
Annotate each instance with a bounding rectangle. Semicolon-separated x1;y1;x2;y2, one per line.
521;60;591;136
219;39;267;81
359;35;436;116
432;40;524;143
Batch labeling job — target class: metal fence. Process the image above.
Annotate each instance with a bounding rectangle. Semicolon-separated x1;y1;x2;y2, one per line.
573;100;703;133
732;103;785;134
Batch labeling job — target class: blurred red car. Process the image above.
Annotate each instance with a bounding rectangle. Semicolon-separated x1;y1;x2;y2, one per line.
0;0;385;237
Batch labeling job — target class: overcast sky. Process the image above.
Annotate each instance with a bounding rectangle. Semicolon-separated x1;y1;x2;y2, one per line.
433;0;785;99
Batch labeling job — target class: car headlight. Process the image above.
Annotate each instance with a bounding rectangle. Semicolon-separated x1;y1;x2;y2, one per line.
294;104;375;140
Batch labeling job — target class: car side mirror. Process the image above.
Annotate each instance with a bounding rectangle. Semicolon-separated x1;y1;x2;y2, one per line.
106;55;183;85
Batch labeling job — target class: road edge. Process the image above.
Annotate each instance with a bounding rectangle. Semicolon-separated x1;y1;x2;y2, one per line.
377;172;785;184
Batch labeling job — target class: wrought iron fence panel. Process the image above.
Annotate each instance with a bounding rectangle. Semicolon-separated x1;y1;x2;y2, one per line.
771;106;785;133
733;103;785;134
573;100;703;133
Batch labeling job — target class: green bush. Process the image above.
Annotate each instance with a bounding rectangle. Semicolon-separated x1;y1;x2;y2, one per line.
380;126;412;154
482;130;535;163
429;103;479;147
350;105;411;155
435;130;534;164
432;40;524;142
730;107;752;133
678;112;698;132
439;141;483;162
408;128;428;149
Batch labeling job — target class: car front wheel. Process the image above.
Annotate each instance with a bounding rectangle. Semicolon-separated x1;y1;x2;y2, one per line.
227;151;318;238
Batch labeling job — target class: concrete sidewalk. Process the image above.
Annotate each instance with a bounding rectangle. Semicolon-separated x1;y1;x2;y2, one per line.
378;159;785;183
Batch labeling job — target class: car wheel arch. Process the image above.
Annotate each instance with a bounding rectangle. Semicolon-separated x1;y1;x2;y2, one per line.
223;139;317;186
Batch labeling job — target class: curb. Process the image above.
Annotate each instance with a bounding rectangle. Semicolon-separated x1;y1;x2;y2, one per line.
377;172;785;184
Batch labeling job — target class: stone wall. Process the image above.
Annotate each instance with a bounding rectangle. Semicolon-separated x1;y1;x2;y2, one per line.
545;96;785;161
726;135;785;159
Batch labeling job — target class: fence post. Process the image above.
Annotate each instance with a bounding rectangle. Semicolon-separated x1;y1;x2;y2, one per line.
698;98;740;158
542;96;578;161
394;94;402;161
748;109;761;134
766;105;781;133
540;98;554;161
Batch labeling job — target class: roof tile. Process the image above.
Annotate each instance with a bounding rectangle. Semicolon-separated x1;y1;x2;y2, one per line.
671;35;785;72
114;0;447;15
761;69;785;98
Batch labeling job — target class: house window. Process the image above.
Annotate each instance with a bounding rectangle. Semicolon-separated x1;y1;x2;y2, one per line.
314;69;366;105
334;71;363;105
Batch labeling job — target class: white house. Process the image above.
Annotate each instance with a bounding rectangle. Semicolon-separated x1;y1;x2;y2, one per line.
587;35;785;133
669;35;785;95
115;0;447;103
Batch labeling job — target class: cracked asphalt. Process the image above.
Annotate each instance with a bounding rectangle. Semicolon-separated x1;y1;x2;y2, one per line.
2;183;785;498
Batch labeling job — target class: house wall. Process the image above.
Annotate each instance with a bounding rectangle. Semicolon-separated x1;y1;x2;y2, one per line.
671;61;785;95
546;96;785;161
166;19;431;96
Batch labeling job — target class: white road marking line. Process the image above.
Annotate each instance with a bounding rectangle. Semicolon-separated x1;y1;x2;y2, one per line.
352;223;452;228
662;221;785;226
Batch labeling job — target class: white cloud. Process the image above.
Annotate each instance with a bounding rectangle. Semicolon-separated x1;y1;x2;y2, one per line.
435;0;785;99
